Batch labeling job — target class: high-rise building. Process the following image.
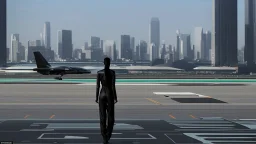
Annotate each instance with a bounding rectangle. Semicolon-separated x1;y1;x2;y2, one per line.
10;34;19;62
121;35;132;60
113;42;117;61
160;44;166;59
130;37;135;60
149;17;160;58
149;43;158;61
194;27;204;60
91;48;103;61
135;44;140;61
104;40;115;60
0;0;6;66
28;40;41;47
58;30;73;60
245;0;256;66
130;37;135;51
212;0;238;66
43;22;51;49
179;34;191;60
40;33;44;46
91;36;100;49
18;43;25;61
84;42;89;50
238;48;245;63
176;30;181;61
139;40;147;61
27;46;46;62
73;49;82;60
204;31;212;61
100;40;104;49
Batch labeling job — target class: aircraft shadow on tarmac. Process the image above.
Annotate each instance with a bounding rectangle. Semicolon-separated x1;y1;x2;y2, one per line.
0;117;255;144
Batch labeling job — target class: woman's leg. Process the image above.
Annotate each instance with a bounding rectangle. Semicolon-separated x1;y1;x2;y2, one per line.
99;95;107;140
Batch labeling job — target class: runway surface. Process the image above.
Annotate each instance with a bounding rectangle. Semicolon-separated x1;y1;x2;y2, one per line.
0;82;256;143
1;78;256;84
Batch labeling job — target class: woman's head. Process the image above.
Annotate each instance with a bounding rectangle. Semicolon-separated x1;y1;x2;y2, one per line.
104;57;111;68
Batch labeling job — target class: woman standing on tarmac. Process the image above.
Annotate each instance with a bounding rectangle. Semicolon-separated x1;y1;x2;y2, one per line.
95;57;118;144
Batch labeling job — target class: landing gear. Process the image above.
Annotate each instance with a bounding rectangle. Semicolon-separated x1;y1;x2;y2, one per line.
54;73;64;80
54;77;63;80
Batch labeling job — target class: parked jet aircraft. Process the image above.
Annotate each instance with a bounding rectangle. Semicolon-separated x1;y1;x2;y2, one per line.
4;51;91;80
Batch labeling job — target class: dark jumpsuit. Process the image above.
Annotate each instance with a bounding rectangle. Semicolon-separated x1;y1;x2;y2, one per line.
96;69;117;140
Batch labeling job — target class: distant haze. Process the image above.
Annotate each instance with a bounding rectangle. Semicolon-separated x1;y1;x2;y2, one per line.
7;0;245;51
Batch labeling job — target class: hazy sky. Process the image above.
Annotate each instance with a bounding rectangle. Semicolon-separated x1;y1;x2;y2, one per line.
7;0;245;52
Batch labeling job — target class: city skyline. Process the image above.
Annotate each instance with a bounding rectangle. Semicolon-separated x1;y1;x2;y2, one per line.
7;0;245;51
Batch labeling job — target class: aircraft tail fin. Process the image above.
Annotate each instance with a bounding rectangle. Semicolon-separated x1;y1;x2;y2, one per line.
33;51;51;68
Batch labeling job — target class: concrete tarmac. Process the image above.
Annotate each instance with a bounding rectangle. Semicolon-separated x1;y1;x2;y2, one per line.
0;83;256;119
0;83;256;143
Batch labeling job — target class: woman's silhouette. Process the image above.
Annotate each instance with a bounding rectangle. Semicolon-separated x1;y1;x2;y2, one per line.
96;57;117;144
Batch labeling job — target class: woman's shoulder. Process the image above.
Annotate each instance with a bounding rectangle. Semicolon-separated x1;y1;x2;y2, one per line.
97;69;104;74
110;69;115;74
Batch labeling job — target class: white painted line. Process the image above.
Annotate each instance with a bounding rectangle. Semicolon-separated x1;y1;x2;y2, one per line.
38;133;155;140
153;92;196;95
164;134;177;143
111;134;157;140
64;136;88;139
197;94;211;98
77;83;169;86
238;119;256;121
20;129;54;131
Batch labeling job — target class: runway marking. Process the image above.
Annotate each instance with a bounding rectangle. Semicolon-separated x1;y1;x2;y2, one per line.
145;98;162;105
190;115;197;119
164;134;177;143
153;92;211;98
38;133;156;140
169;114;176;119
24;115;30;119
238;119;256;121
49;115;55;119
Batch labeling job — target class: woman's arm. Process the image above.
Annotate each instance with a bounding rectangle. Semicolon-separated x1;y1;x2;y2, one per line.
112;71;117;102
96;73;100;102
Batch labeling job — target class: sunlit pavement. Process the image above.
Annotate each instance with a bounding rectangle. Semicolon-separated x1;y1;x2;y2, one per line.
0;83;256;143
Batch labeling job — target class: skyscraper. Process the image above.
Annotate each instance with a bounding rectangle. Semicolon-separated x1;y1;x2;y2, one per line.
149;17;160;59
0;0;6;66
130;37;135;60
43;22;51;49
212;0;238;66
121;35;132;60
139;40;147;61
10;34;19;62
130;37;135;51
194;27;204;60
18;43;25;61
104;40;115;60
91;36;100;49
149;43;158;61
245;0;256;66
84;42;89;50
58;30;73;60
179;34;191;60
204;31;212;61
161;44;166;59
176;30;181;61
100;40;104;49
40;33;44;46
